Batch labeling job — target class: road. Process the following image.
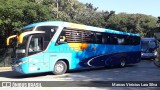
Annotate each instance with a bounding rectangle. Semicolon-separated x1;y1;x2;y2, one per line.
0;60;160;90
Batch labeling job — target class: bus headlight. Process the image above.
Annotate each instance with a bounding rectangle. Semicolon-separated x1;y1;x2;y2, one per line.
154;51;158;56
141;53;144;56
14;60;29;66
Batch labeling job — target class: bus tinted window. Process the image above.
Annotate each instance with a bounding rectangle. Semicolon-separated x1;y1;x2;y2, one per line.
117;35;129;45
129;36;140;45
102;33;108;44
108;35;118;44
59;28;96;43
59;28;140;46
117;37;125;45
28;36;43;55
66;29;82;43
82;31;93;43
89;32;96;43
36;26;58;41
95;33;102;44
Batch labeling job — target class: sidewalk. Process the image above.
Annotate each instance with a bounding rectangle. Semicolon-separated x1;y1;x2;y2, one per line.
0;67;11;71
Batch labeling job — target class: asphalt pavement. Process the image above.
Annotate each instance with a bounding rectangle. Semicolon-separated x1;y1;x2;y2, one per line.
0;60;160;90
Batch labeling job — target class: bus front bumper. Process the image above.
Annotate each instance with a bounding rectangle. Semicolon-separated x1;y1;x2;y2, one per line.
12;65;24;74
11;60;29;74
141;53;157;59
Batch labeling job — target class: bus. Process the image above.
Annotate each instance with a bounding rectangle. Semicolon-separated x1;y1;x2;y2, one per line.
141;38;158;59
7;21;141;75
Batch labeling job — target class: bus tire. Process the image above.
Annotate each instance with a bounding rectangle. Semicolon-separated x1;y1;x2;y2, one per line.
119;58;126;67
53;61;67;75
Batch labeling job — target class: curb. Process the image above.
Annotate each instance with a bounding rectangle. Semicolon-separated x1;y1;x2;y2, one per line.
0;67;11;71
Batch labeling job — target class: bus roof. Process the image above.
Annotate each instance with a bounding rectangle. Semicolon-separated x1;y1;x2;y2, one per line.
23;21;140;36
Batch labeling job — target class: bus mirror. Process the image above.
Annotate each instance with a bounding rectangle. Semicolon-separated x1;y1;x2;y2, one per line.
16;49;25;53
6;35;17;46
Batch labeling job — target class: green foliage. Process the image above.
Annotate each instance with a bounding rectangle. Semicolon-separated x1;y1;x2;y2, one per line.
0;0;53;48
106;13;158;37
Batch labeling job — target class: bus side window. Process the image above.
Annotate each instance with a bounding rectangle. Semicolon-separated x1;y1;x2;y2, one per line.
29;36;43;53
102;34;107;44
129;36;140;45
81;31;91;43
90;32;96;43
109;35;118;44
58;30;67;44
125;36;130;45
117;35;125;45
36;26;57;41
95;33;102;44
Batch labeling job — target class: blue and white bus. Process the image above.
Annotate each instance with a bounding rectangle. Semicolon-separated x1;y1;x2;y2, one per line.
7;21;141;75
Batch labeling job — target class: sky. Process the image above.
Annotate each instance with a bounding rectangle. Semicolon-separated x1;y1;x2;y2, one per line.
78;0;160;17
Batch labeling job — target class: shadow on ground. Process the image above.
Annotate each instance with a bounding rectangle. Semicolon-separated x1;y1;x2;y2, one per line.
0;64;135;79
0;60;160;90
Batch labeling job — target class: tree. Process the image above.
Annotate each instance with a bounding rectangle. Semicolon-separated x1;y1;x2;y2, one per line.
0;0;158;49
105;13;157;37
0;0;53;47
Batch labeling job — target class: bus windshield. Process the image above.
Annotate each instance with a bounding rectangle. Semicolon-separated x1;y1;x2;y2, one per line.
17;36;28;49
20;27;34;33
11;27;34;59
141;40;157;52
16;27;34;49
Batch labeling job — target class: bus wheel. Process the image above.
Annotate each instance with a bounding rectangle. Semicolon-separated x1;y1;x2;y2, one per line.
53;61;67;75
120;58;126;67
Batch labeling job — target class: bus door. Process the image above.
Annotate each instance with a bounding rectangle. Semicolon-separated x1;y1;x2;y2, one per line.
28;35;49;72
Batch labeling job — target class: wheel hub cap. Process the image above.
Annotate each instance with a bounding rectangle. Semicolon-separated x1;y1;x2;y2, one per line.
55;63;64;73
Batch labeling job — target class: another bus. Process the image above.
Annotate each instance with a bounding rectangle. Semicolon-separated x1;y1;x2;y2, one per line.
7;21;141;75
141;38;158;59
